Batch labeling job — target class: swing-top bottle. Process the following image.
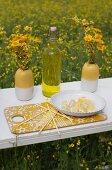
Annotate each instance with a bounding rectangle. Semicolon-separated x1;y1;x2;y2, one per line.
42;27;61;97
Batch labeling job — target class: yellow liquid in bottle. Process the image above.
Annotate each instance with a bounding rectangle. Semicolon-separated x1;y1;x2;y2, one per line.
42;81;60;97
42;42;61;97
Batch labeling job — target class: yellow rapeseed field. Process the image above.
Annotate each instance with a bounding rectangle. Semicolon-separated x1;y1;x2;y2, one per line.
0;0;112;169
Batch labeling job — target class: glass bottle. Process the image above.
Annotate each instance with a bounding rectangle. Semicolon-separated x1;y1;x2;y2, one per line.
42;27;61;97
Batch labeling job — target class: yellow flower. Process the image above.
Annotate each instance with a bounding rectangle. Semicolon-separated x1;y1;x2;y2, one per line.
90;20;94;25
94;34;103;40
0;31;4;35
85;27;91;33
82;19;89;26
80;163;83;167
8;26;36;70
72;16;80;24
58;38;63;44
32;37;41;43
97;45;105;51
102;162;106;165
52;154;55;158
77;139;80;146
94;28;101;33
19;35;28;43
9;34;28;48
93;38;104;44
24;26;32;32
84;35;93;42
66;150;69;154
68;143;74;148
108;141;112;146
27;155;30;160
10;40;22;47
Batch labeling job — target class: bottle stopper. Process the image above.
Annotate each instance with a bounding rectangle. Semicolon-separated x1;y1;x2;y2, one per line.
50;27;57;32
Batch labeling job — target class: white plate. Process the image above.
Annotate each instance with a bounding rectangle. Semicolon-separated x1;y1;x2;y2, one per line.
50;90;106;117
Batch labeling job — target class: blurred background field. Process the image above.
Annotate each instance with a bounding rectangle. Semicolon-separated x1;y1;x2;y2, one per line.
0;0;112;169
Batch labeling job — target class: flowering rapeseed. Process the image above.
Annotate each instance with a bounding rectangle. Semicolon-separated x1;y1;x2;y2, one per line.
8;25;41;70
0;0;112;169
73;16;105;63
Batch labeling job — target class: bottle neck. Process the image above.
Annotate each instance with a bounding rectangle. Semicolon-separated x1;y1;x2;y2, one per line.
48;29;58;47
48;34;57;47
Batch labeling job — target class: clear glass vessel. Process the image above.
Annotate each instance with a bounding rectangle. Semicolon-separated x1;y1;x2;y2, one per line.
42;27;61;97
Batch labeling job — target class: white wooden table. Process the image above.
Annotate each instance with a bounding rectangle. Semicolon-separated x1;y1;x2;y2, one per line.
0;78;112;149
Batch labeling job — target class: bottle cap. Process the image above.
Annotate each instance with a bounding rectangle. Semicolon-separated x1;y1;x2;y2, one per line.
50;27;57;32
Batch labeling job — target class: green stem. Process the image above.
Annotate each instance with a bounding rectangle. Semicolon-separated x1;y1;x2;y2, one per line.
88;55;95;64
87;42;95;64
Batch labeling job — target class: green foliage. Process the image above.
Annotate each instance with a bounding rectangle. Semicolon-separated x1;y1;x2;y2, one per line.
0;0;112;169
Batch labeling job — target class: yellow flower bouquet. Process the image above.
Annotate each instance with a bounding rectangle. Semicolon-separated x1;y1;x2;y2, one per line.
8;25;41;70
8;25;41;100
72;17;105;92
82;20;105;92
83;20;105;63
